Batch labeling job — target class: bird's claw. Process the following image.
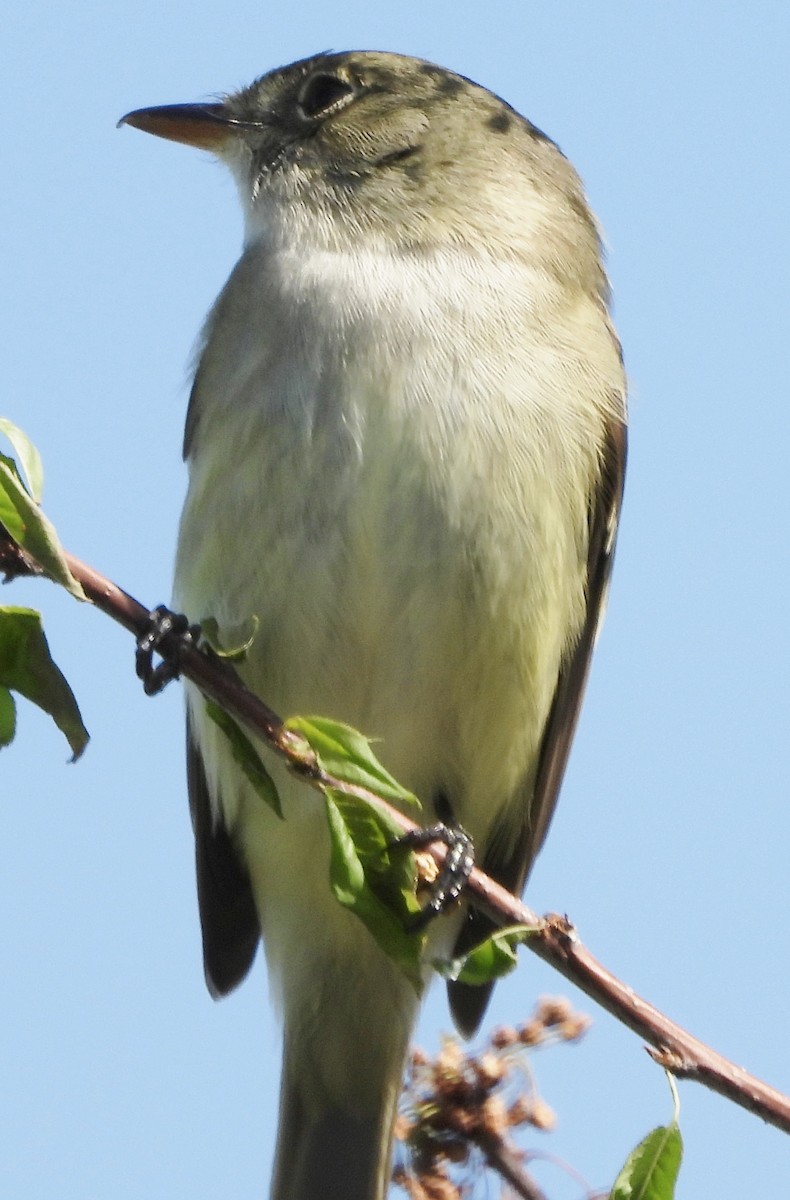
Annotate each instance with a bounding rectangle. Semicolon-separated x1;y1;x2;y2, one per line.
136;605;200;695
394;822;475;931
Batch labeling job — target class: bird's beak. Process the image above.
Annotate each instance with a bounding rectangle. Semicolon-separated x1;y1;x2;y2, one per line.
118;103;243;151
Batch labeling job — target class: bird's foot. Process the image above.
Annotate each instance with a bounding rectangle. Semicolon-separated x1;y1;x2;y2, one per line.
395;823;475;931
136;605;200;695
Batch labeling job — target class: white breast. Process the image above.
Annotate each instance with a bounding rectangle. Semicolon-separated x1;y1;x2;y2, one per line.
174;234;619;845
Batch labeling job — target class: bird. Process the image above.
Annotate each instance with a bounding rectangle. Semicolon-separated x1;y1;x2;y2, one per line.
121;49;627;1200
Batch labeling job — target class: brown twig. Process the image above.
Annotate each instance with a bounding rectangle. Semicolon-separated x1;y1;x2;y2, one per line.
474;1134;547;1200
4;532;790;1136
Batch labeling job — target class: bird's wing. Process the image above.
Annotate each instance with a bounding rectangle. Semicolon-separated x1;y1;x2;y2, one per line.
187;715;260;997
448;412;627;1037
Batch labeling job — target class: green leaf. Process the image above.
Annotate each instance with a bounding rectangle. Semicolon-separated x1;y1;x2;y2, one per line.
0;607;88;758
287;716;420;808
285;716;426;980
0;456;26;545
436;923;537;986
326;783;418;900
324;789;367;905
0;419;44;502
0;460;85;599
324;788;425;990
205;700;283;818
610;1122;683;1200
0;685;17;746
200;614;259;661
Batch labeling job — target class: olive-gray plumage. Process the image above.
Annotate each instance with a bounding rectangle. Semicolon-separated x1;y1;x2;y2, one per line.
122;50;626;1200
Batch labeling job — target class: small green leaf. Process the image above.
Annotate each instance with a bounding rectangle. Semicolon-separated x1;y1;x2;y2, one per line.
0;419;44;502
287;716;420;808
326;783;418;905
324;789;367;905
201;615;259;661
0;607;88;758
205;700;282;818
0;685;17;746
324;789;424;990
610;1122;683;1200
436;923;537;985
0;456;26;544
0;461;84;599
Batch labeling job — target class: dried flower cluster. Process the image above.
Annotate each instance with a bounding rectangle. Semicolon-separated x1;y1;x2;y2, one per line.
393;996;591;1199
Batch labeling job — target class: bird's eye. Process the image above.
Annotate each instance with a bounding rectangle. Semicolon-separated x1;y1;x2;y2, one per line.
297;72;355;119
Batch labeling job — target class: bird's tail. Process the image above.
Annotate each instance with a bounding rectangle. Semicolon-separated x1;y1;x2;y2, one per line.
270;1015;412;1200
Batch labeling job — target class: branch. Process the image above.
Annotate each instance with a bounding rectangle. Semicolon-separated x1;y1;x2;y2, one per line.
474;1134;547;1200
4;532;790;1136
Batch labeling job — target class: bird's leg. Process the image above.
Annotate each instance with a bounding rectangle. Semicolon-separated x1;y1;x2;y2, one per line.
135;604;201;695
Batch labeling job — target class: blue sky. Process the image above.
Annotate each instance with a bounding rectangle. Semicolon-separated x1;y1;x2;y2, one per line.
3;3;789;1198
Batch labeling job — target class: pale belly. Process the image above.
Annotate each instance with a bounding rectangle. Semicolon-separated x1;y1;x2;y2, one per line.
173;376;577;854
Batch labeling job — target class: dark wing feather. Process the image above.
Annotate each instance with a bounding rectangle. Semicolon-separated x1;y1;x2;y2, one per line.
187;715;260;997
449;414;627;1037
